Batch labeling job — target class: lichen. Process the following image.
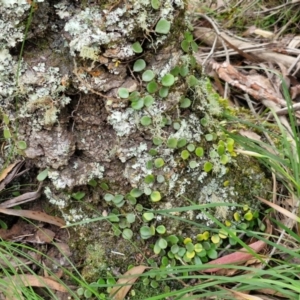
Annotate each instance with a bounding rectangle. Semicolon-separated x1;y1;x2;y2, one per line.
48;160;104;189
63;0;183;60
0;1;31;48
107;108;136;137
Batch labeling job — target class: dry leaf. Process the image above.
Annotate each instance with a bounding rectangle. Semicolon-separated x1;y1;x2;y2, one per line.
0;253;32;268
0;207;66;227
0;223;23;240
239;130;261;142
195;27;300;70
242;26;274;39
255;288;288;298
56;242;72;257
287;35;300;48
0;161;24;191
201;240;266;273
109;265;148;300
4;274;68;299
241;25;256;37
0;182;43;208
211;62;286;107
290;85;300;100
34;228;55;244
257;197;300;223
0;161;19;182
216;0;224;8
285;197;297;209
223;287;264;300
253;29;274;39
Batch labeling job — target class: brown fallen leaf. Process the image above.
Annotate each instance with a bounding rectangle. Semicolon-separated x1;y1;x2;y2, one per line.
195;27;300;70
0;161;24;191
0;161;19;182
4;274;68;299
109;265;148;300
290;84;300;100
201;240;266;273
33;228;55;244
0;223;23;240
0;253;32;269
0;207;66;227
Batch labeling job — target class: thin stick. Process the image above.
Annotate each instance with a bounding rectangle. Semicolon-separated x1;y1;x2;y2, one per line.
202;36;218;67
195;13;230;98
276;103;300;116
288;54;300;75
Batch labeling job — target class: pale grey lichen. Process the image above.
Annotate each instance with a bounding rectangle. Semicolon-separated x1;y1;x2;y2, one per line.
64;7;113;57
48;162;104;190
18;63;71;127
172;116;203;142
44;186;70;209
65;208;86;224
195;179;237;225
63;0;184;60
54;1;71;19
105;7;126;26
44;186;88;225
0;6;28;107
123;144;153;186
194;78;224;115
0;1;31;48
79;46;100;61
107;108;136;137
0;49;21;101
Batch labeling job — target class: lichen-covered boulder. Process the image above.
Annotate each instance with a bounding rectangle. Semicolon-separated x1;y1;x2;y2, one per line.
1;0;270;282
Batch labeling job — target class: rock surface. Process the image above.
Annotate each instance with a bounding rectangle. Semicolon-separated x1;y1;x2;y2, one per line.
1;0;270;282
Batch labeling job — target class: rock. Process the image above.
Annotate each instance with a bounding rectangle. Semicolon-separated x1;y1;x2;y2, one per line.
1;0;270;283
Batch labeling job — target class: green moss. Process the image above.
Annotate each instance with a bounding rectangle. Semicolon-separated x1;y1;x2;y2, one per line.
71;222;144;282
81;242;107;281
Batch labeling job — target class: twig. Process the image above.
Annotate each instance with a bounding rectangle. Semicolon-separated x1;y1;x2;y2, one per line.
232;0;246;9
275;102;300;116
195;13;230;98
0;182;43;208
70;93;81;132
253;1;299;14
288;54;300;75
202;36;218;67
197;43;271;59
194;14;230;64
243;93;258;115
